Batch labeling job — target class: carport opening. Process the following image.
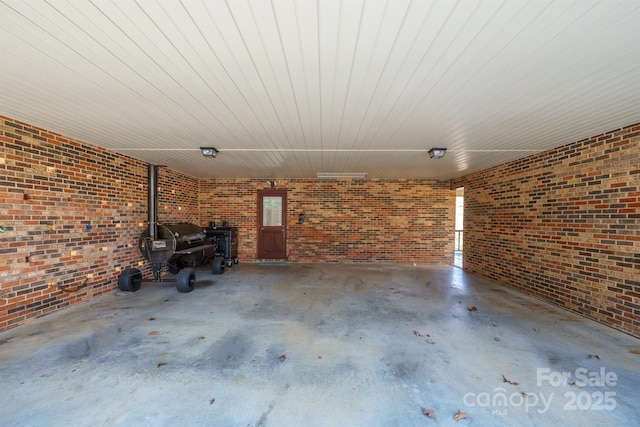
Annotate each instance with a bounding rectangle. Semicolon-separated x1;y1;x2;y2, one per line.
454;187;464;268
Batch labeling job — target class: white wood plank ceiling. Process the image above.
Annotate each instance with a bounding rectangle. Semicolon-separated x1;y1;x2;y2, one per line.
1;0;639;180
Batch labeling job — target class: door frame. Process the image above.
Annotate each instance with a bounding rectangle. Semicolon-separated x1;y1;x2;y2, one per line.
257;189;287;259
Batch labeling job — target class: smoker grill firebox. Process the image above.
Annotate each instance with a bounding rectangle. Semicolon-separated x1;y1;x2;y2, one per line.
117;164;225;294
205;226;239;267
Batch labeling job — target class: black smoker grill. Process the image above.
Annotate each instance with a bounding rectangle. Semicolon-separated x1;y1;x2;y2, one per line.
139;222;226;276
117;164;225;293
157;222;225;274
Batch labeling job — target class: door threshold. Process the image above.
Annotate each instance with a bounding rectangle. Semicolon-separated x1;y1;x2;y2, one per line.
258;261;287;266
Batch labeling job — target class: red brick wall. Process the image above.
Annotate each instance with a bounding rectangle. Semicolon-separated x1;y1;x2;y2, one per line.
0;116;150;330
158;167;199;225
199;178;455;264
453;122;640;337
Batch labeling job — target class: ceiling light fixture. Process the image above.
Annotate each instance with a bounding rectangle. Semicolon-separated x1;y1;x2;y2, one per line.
316;172;368;179
200;147;218;157
428;148;447;159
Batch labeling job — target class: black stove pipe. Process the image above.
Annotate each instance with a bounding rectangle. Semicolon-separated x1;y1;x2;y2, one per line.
148;164;158;240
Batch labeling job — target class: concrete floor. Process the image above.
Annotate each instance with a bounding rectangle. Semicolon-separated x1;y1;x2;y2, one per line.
0;263;638;427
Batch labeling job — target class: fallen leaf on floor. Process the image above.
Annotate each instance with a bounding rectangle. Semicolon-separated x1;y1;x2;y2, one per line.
413;330;423;337
494;337;501;341
522;392;532;398
426;339;435;345
279;354;286;362
421;407;436;419
148;317;156;321
588;354;600;360
453;409;468;421
209;398;215;405
502;374;519;386
467;306;477;312
157;362;167;368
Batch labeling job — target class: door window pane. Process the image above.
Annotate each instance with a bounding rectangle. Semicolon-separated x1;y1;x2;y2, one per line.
263;196;282;226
